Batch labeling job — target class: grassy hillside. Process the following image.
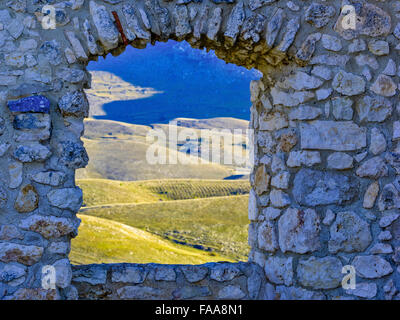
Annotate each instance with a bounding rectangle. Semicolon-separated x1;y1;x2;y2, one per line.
70;214;230;265
77;178;250;207
78;195;250;261
77;118;249;181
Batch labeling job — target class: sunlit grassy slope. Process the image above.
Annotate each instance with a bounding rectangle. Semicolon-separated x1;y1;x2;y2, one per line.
77;195;249;262
77;178;250;207
70;214;230;265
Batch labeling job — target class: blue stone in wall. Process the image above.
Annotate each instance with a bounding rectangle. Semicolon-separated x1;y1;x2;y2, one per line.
7;95;50;113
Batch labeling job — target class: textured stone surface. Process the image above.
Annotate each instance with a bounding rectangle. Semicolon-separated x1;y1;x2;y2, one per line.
293;169;358;206
154;266;176;281
269;189;291;208
356;96;392;123
300;121;366;151
327;152;353;170
14;185;38;213
269;285;325;300
58;141;89;169
257;221;278;252
371;75;397;97
253;165;270;195
287;151;321;167
345;283;377;299
305;3;335;28
329;212;372;253
332;71;365;96
31;171;66;186
7;95;50;113
334;2;391;40
72;265;107;285
53;259;72;289
377;184;400;212
370;128;386;155
363;182;379;209
112;265;147;284
356;156;388;179
19;214;79;239
47;188;83;212
58;90;89;118
210;264;241;282
180;266;208;283
0;243;43;266
297;257;343;289
264;256;293;286
353;255;393;279
278;208;320;254
217;285;245;299
14;143;51;162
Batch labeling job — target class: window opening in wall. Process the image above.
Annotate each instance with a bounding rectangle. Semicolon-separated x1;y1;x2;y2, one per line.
70;40;261;265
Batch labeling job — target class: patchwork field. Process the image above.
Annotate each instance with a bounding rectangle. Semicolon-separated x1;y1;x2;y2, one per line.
78;178;250;207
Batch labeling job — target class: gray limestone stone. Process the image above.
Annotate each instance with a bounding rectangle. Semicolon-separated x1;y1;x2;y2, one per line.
224;2;245;44
370;128;387;155
14;184;38;213
293;169;358;206
112;265;148;284
300;121;366;151
278;208;320;254
210;264;242;282
356;96;392;123
180;266;208;283
264;256;293;286
353;255;393;279
329;212;372;253
332;70;365;96
297;257;343;289
327;152;353;170
257;221;278;252
58;90;89;118
47;187;83;212
345;283;377;299
89;1;119;51
356;156;388;179
305;3;335;28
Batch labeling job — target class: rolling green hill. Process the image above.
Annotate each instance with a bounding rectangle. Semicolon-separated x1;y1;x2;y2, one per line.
70;214;230;265
76;194;250;262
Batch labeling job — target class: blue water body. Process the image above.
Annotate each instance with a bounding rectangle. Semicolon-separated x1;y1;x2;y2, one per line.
88;41;261;125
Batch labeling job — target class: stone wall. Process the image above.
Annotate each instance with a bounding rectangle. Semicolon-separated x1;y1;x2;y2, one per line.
0;0;399;300
71;262;265;300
